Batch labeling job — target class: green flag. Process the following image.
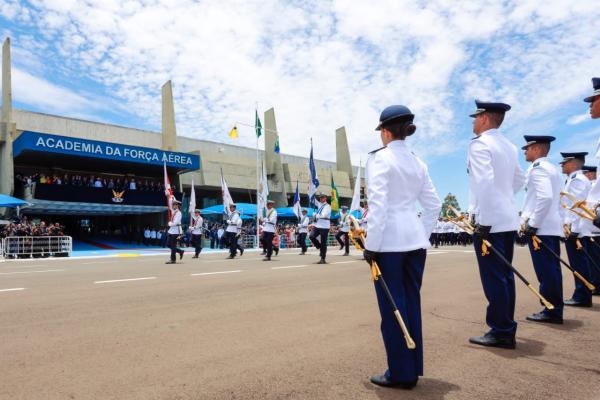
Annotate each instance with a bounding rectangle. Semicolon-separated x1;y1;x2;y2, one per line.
255;110;262;138
330;173;339;212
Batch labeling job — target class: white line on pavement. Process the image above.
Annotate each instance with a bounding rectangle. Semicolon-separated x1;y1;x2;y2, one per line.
0;269;64;275
0;287;26;292
94;277;157;284
81;261;115;265
331;261;359;264
190;270;242;276
271;265;309;270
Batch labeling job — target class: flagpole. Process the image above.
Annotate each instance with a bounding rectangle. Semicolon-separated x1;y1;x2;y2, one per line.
255;105;260;249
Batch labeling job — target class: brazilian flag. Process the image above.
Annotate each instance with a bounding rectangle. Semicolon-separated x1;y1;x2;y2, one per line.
330;173;339;212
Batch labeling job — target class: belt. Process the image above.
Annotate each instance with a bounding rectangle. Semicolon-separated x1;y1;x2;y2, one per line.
265;222;275;225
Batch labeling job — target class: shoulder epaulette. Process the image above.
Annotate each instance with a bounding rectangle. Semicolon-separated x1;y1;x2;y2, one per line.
368;146;386;155
533;161;540;168
471;136;481;140
571;173;577;179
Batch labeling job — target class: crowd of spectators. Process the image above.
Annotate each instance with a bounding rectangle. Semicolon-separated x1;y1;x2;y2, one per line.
0;217;65;239
15;172;166;191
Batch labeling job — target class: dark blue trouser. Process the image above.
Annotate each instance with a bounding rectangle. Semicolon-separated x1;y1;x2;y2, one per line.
167;234;182;262
309;228;329;259
565;238;592;303
584;237;600;289
528;235;563;318
473;231;517;339
374;249;426;382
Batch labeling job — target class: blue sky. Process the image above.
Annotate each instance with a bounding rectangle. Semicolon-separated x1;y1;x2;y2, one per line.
1;0;599;208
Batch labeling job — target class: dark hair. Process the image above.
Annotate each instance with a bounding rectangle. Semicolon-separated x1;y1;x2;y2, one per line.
382;117;416;140
485;111;505;127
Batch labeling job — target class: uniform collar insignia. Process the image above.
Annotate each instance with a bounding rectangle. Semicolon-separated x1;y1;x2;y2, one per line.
368;146;386;154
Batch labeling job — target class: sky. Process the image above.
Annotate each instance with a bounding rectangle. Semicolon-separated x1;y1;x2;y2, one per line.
1;0;599;209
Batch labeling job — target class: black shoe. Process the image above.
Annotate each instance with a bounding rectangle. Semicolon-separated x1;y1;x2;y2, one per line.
469;333;515;349
299;252;306;255
192;255;199;259
165;260;176;264
343;252;349;256
369;375;417;389
263;257;271;261
526;312;563;325
179;250;184;260
317;258;327;264
564;298;592;307
240;248;244;256
339;244;344;250
228;255;235;259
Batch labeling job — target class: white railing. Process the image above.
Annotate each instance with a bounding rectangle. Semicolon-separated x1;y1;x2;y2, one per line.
2;236;72;258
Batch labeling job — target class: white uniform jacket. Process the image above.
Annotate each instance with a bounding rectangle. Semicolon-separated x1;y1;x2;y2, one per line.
226;211;242;233
467;129;526;233
262;208;278;233
365;140;441;252
359;208;368;231
585;138;600;205
191;215;204;235
562;170;591;235
339;212;350;232
298;215;309;233
314;203;331;229
520;157;562;236
168;209;182;235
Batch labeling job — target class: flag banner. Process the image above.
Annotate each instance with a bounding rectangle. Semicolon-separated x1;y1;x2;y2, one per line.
228;125;238;139
257;161;269;218
255;110;262;138
293;180;301;220
220;169;234;213
163;161;174;219
308;142;320;207
350;165;361;212
331;173;339;212
274;137;280;154
189;178;196;225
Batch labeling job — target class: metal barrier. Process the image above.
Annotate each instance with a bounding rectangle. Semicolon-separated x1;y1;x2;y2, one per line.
3;236;72;258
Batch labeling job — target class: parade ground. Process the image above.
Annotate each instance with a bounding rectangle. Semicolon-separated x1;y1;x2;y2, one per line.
1;246;599;400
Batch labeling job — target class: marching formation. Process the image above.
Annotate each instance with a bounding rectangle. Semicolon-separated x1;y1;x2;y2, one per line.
160;77;600;390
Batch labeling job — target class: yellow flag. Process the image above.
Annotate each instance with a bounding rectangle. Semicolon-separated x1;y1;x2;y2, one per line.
228;125;238;139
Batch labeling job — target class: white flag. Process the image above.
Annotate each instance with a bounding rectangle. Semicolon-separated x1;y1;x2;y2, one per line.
221;169;234;213
350;165;362;212
188;178;196;224
257;161;269;217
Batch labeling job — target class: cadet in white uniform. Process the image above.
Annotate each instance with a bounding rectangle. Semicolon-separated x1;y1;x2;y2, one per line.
166;199;184;264
560;152;593;307
309;193;332;264
190;209;204;258
260;200;277;261
466;100;526;349
335;206;351;255
582;165;600;295
359;202;368;232
225;203;243;259
297;209;309;255
364;105;441;389
519;135;564;323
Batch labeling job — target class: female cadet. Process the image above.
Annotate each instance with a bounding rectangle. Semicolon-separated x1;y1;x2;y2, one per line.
363;105;441;389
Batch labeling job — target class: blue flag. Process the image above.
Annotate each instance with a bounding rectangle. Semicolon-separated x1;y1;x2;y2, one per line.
308;142;320;207
293;180;301;219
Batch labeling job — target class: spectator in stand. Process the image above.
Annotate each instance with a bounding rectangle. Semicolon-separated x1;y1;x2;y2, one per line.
107;178;115;189
217;225;225;249
143;226;151;246
129;178;137;190
150;227;157;246
94;177;103;187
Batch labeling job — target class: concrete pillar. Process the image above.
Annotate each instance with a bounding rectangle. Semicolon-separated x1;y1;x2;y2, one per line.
335;126;354;188
1;37;14;196
161;80;177;151
264;108;287;207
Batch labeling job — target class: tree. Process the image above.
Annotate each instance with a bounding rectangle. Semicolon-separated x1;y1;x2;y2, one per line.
440;193;461;218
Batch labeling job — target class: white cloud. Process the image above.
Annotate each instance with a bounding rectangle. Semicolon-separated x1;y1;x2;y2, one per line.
567;113;591;125
0;0;598;166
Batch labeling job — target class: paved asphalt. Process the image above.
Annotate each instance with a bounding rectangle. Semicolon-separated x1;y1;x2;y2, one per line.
1;245;599;400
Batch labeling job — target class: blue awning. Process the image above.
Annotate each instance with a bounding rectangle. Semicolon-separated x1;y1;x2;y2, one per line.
23;199;164;215
0;194;31;208
200;203;258;216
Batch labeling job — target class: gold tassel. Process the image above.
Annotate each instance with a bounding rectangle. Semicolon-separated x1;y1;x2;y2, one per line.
532;236;540;251
576;239;583;251
481;241;490;256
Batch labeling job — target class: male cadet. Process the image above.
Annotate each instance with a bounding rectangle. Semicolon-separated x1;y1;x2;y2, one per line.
190;209;204;259
225;203;242;259
297;209;309;255
335;206;351;255
560;152;594;307
363;105;441;389
166;199;185;264
520;136;564;324
309;193;332;264
260;200;277;261
359;201;369;232
467;100;526;349
582;165;597;183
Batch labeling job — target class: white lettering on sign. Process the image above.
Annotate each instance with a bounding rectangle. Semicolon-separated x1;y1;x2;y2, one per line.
32;134;194;167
